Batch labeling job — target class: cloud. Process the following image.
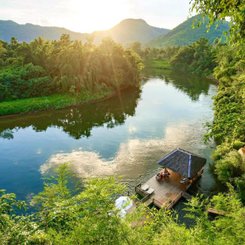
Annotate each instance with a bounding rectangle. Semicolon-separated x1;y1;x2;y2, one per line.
40;120;208;180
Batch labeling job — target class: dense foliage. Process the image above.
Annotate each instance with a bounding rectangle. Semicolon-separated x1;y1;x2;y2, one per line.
170;38;216;76
205;43;245;199
135;38;216;77
0;35;143;103
191;0;245;41
1;164;245;245
190;0;245;200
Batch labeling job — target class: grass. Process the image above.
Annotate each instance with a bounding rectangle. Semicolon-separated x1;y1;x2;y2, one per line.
142;58;172;78
144;59;171;70
0;90;112;116
0;59;169;116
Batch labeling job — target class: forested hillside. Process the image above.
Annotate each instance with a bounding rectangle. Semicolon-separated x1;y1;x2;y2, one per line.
149;15;229;47
0;19;169;45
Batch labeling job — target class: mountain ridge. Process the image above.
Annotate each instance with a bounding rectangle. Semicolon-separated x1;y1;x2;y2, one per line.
0;20;88;42
0;16;229;46
0;19;170;44
148;15;229;47
93;18;169;44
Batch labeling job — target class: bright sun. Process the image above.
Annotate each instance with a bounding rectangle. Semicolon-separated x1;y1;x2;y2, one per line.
65;0;133;33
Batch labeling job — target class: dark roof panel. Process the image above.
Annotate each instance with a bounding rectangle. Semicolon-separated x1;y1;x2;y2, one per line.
157;148;206;178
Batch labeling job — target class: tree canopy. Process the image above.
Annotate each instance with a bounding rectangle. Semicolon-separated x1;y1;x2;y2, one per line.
190;0;245;41
1;164;245;244
0;35;143;102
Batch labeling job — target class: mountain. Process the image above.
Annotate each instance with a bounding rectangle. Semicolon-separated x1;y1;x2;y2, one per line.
93;19;170;44
0;19;169;44
149;15;229;47
0;17;227;46
0;20;88;42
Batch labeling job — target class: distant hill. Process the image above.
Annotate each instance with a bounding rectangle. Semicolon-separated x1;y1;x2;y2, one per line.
0;19;169;45
93;19;170;44
0;20;88;42
0;17;228;46
149;15;229;47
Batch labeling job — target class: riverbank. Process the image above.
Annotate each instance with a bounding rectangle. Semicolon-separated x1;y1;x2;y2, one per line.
142;58;172;78
144;59;171;70
0;59;168;117
0;88;130;117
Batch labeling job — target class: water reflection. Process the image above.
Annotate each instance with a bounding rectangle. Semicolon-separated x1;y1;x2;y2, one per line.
41;121;206;178
166;72;213;101
0;73;213;140
144;68;214;101
0;129;14;140
0;88;141;140
40;120;219;193
0;74;220;198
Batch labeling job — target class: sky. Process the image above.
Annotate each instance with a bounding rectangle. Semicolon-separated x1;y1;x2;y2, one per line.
0;0;192;33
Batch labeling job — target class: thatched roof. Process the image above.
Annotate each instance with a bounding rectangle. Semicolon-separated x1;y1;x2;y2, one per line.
157;148;206;178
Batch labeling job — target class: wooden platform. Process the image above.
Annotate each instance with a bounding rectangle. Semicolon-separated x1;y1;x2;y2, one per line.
135;169;201;209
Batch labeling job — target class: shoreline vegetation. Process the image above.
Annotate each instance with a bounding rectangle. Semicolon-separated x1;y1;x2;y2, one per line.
148;20;244;203
0;58;171;117
0;86;137;117
0;35;143;116
0;48;173;117
157;39;245;201
1;164;245;244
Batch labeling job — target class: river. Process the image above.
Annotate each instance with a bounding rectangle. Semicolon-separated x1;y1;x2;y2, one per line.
0;72;221;200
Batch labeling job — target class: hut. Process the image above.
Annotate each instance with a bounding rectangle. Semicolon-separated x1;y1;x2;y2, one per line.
135;148;206;209
157;148;206;179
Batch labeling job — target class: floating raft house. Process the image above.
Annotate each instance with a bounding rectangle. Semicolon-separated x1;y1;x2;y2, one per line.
135;148;206;209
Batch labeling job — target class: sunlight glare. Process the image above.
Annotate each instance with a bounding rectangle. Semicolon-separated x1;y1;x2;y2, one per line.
65;0;133;32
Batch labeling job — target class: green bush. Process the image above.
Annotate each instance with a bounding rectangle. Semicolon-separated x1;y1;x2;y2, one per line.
1;164;245;245
0;64;53;101
170;38;216;76
215;150;243;182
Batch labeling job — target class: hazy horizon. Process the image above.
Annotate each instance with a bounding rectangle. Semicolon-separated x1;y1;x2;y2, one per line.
0;17;191;33
0;0;192;33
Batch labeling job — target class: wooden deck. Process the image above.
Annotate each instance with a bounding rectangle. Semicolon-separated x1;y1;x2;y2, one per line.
135;169;202;209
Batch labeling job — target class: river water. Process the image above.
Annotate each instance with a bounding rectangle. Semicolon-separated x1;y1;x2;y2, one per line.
0;72;221;200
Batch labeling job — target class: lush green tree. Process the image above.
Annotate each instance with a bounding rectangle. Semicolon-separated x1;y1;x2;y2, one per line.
191;0;245;201
1;165;245;245
170;38;216;76
0;64;52;101
0;36;143;102
129;42;143;57
0;41;7;65
190;0;245;41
